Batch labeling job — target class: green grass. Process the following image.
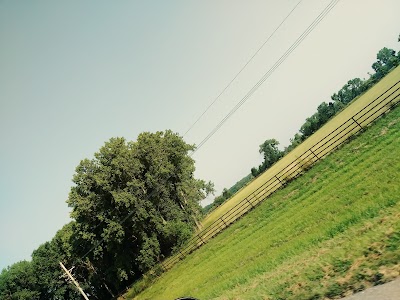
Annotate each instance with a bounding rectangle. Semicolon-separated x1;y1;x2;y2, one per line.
201;65;400;229
126;100;400;299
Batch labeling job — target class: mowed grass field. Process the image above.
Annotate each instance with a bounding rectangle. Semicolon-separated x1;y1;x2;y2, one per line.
201;65;400;229
127;98;400;299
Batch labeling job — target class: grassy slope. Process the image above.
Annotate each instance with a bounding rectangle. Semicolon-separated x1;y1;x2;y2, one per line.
201;65;400;229
130;103;400;300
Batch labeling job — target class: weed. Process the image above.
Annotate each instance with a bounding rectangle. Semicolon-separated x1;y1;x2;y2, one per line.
386;231;400;251
332;258;352;274
326;282;343;298
372;272;385;285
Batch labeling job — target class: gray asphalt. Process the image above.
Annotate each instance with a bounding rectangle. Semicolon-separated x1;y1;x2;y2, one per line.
340;277;400;300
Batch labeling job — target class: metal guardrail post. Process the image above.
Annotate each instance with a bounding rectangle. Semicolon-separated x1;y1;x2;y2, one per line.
220;218;227;227
197;234;204;244
245;197;254;208
351;116;364;130
275;175;283;184
160;261;167;271
309;148;320;160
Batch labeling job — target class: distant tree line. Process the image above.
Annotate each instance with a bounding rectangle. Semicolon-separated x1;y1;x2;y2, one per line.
252;46;400;177
206;45;400;213
0;131;213;299
202;173;253;215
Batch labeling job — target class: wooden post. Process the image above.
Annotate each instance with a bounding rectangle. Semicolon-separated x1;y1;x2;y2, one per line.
60;262;90;300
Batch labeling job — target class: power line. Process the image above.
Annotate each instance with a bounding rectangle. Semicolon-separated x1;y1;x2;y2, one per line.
71;0;305;263
183;0;304;137
76;0;340;262
191;0;340;156
62;0;340;293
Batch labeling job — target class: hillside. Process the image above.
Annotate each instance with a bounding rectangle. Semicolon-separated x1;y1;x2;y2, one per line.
201;65;400;230
128;94;400;299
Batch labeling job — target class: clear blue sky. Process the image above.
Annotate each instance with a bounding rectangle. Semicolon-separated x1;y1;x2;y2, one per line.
1;0;399;271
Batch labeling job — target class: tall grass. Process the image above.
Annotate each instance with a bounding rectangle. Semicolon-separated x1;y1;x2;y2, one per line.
128;102;400;300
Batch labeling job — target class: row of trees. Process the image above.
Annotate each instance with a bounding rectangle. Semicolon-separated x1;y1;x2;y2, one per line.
1;131;213;299
251;46;400;178
287;46;400;152
202;173;254;214
206;45;400;212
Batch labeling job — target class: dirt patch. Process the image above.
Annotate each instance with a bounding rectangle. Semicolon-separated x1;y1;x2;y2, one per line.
283;189;299;200
352;142;367;151
388;117;400;127
288;281;304;293
378;264;400;281
357;222;374;234
379;127;388;136
337;258;365;285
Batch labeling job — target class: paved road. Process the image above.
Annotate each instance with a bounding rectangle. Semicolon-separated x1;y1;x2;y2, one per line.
341;278;400;300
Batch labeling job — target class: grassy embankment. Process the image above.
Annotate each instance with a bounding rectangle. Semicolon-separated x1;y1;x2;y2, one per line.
201;66;400;230
127;79;400;299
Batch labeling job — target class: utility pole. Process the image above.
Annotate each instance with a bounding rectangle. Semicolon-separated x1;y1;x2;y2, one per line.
60;262;90;300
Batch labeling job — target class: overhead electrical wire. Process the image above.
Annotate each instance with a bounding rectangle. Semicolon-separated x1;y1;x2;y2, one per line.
191;0;340;156
65;0;341;276
75;0;340;265
183;0;304;137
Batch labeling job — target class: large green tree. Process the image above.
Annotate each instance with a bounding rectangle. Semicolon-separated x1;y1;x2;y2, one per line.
0;261;39;300
250;138;283;177
331;78;365;105
67;130;212;297
258;139;282;172
372;47;400;80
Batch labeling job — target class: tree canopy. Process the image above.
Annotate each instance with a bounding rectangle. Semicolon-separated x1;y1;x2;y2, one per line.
0;130;212;299
67;130;212;296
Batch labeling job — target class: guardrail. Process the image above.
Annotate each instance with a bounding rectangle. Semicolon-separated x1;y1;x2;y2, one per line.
160;78;400;271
